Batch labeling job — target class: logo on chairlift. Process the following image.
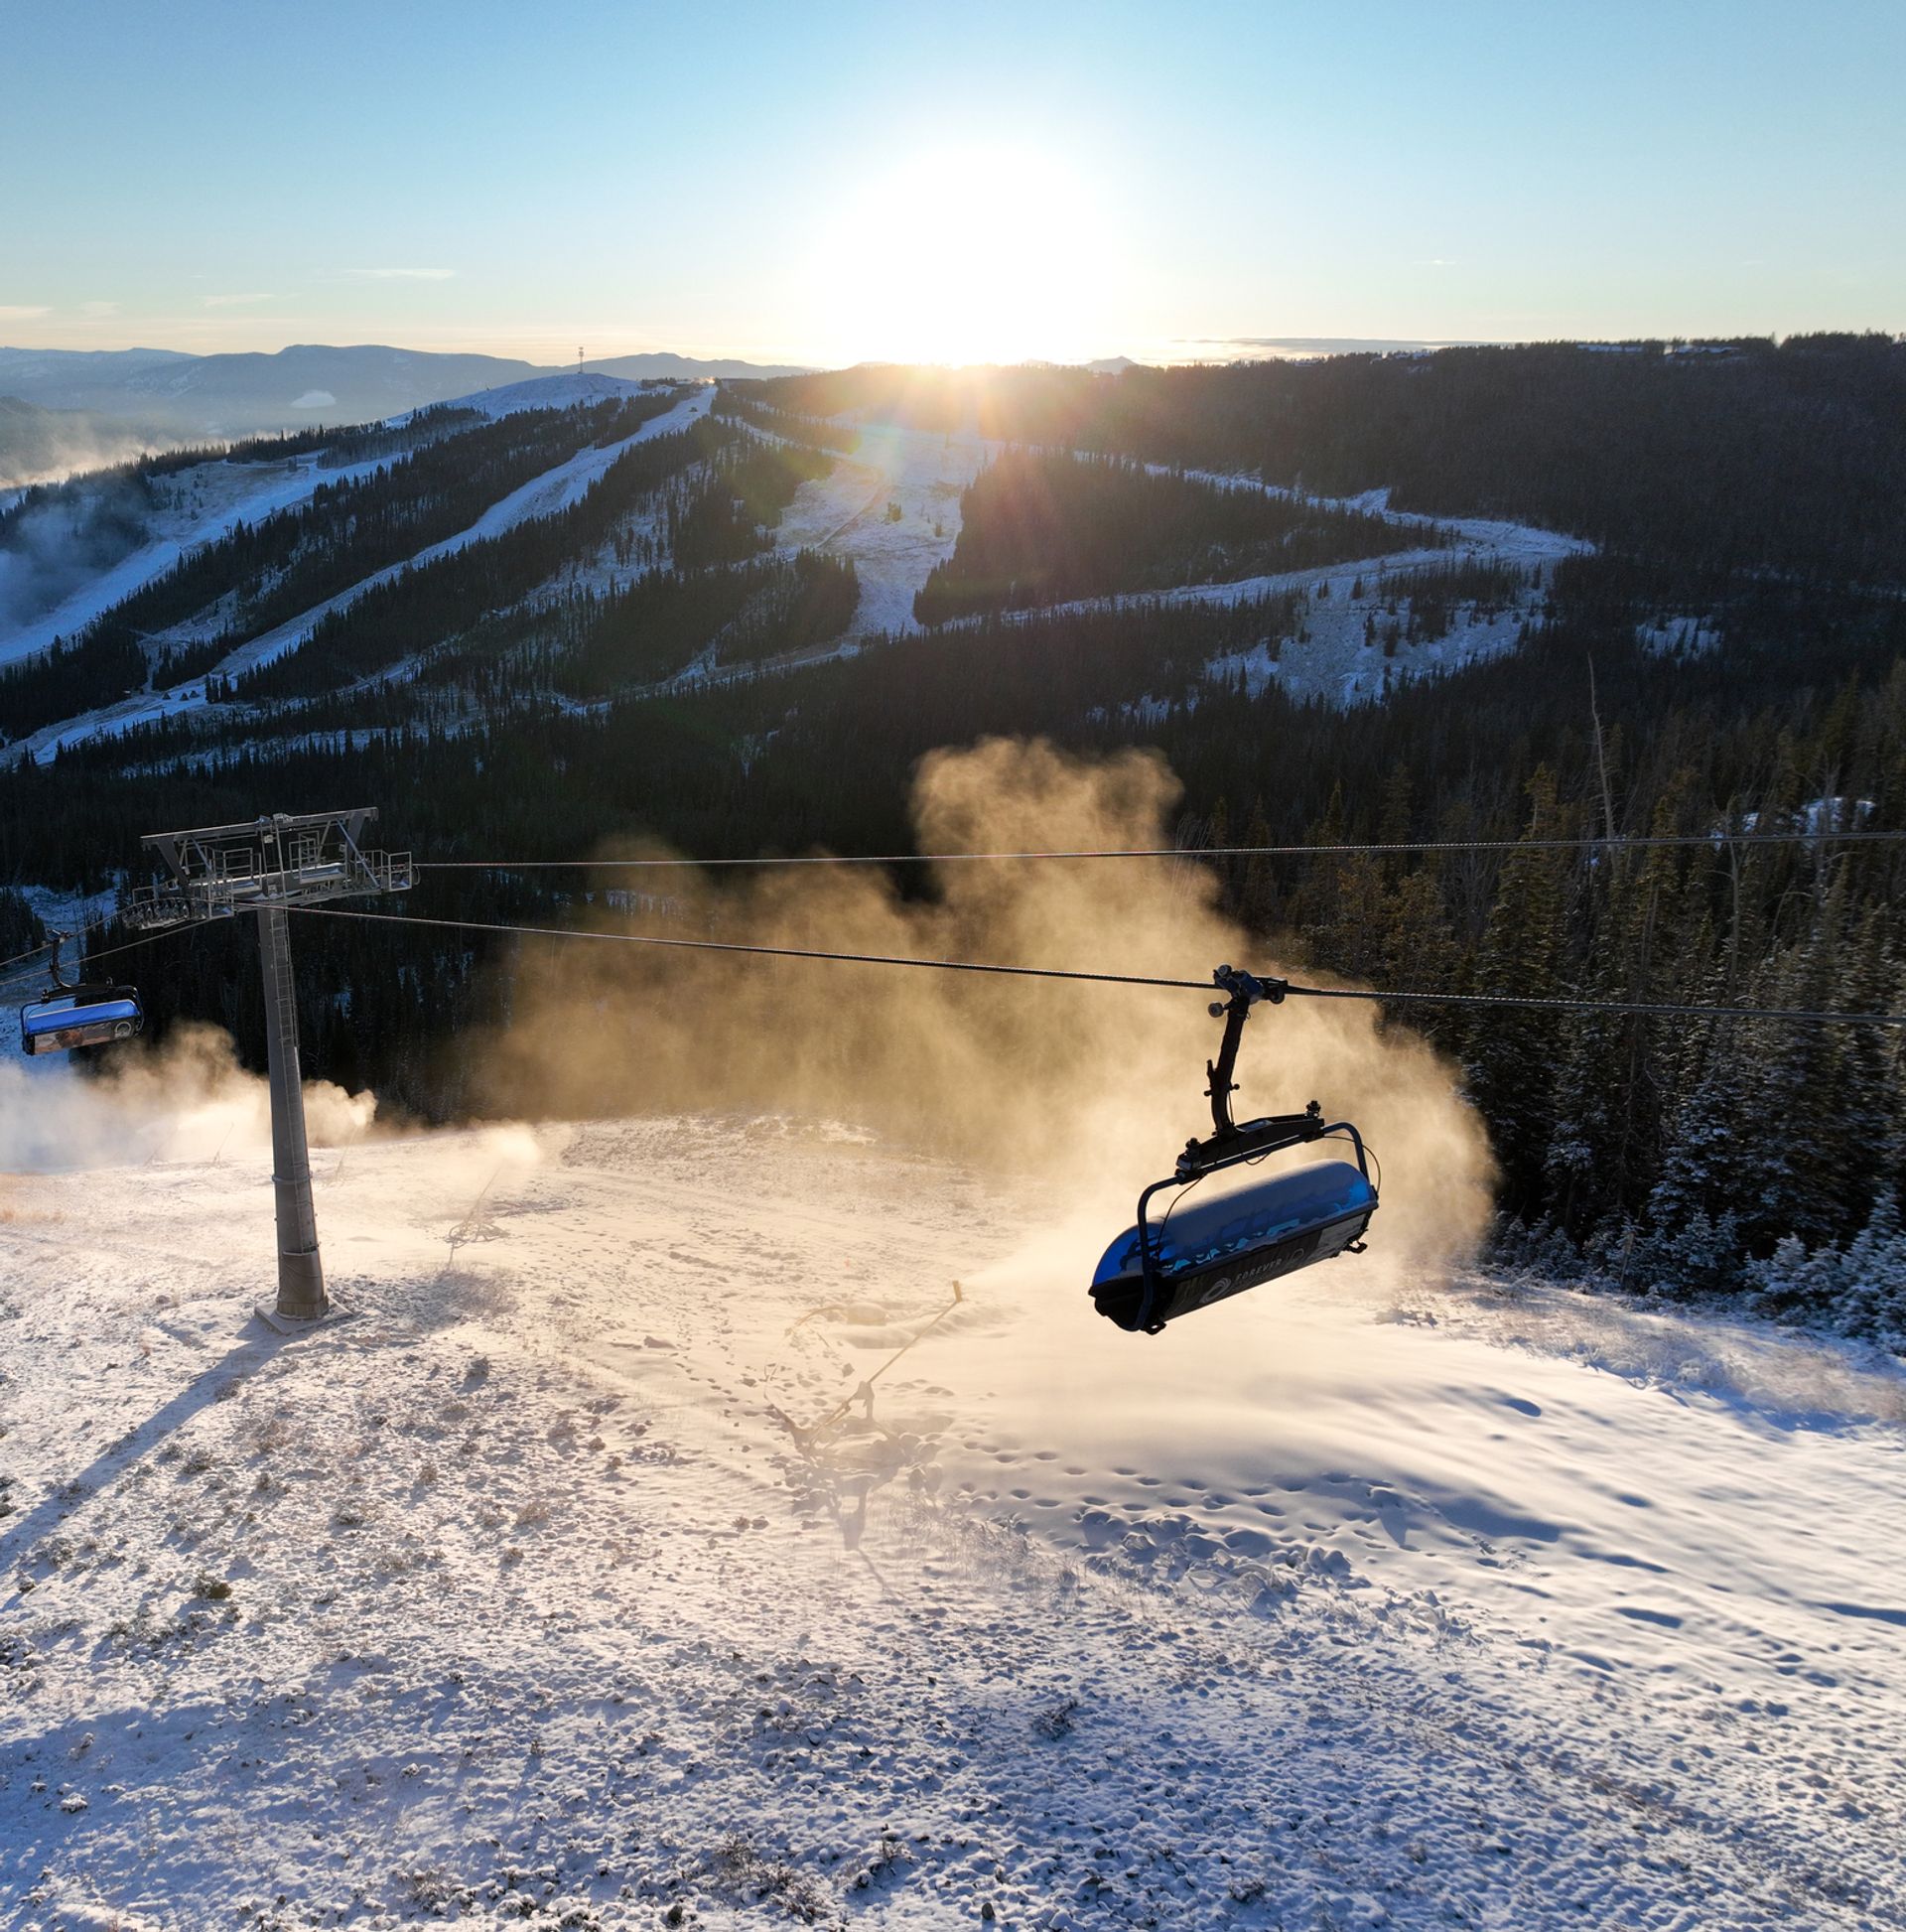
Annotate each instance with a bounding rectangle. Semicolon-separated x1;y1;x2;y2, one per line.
1186;1230;1316;1311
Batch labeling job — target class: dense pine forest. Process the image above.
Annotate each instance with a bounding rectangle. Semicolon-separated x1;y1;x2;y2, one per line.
3;338;1904;1343
911;450;1435;621
754;334;1906;588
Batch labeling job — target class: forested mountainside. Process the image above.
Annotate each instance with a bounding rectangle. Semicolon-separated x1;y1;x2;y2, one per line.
2;340;1904;1340
910;450;1438;621
752;334;1906;587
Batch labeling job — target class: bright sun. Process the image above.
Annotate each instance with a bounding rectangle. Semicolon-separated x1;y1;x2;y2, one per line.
807;143;1119;367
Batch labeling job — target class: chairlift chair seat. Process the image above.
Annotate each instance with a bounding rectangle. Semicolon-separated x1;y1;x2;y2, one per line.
19;986;145;1055
1090;1158;1376;1331
1088;965;1379;1333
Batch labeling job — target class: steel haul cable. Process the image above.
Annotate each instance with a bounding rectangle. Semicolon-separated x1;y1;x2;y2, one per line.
9;828;1894;990
414;826;1906;872
0;923;197;999
285;904;1213;992
284;903;1906;1028
0;904;138;981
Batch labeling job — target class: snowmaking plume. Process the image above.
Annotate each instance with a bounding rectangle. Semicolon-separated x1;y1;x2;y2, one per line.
0;1022;376;1175
0;470;168;627
477;738;1495;1281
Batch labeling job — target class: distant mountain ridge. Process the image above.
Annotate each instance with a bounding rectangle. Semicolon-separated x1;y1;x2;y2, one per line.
0;344;814;484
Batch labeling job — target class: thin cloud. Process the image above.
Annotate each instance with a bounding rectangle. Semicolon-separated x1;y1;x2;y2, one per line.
349;268;456;282
0;305;51;320
79;300;119;318
204;292;275;308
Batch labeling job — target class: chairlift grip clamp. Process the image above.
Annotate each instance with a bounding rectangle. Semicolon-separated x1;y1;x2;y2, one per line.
1207;964;1288;1019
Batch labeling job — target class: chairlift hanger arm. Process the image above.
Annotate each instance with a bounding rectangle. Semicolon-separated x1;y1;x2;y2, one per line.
1177;964;1327;1174
1176;1105;1326;1180
1203;965;1284;1134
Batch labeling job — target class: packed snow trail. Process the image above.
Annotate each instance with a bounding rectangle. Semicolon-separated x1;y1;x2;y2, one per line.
0;453;397;672
4;390;713;765
756;426;1582;705
2;1111;1902;1928
771;420;989;638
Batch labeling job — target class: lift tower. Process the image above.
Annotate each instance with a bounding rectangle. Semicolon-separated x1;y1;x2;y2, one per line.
126;811;412;1323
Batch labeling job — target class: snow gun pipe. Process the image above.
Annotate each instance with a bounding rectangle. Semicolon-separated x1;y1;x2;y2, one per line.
413;829;1906;870
284;907;1906;1026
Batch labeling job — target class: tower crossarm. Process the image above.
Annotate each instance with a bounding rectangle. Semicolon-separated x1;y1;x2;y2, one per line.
136;809;411;921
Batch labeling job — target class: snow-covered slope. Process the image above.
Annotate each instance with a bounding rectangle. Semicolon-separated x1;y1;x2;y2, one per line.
0;380;697;678
3;1093;1901;1928
772;421;990;639
3;390;714;764
0;454;395;671
764;424;1585;707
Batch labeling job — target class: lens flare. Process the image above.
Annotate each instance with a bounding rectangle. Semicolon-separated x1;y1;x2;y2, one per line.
803;143;1123;367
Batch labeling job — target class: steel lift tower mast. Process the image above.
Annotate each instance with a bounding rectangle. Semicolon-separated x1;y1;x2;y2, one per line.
127;810;412;1323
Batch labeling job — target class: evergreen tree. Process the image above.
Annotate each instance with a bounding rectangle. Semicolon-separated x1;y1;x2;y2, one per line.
1464;768;1574;1210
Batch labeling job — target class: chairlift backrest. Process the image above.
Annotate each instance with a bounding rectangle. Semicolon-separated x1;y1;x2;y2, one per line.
1090;1156;1376;1332
1088;964;1380;1333
19;984;145;1056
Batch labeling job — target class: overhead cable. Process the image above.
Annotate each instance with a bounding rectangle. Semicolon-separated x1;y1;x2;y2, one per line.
285;904;1906;1028
414;827;1906;872
284;905;1212;992
0;903;127;980
0;922;196;999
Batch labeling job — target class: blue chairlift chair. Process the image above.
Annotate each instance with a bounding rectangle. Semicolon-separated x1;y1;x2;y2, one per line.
17;934;145;1056
1090;966;1378;1334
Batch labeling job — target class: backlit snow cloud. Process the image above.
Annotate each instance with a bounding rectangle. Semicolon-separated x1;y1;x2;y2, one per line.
483;738;1496;1276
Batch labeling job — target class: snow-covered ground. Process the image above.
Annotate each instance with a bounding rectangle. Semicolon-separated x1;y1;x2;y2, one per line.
4;1090;1902;1928
6;400;1595;751
995;541;1539;710
1636;615;1722;657
1196;568;1530;708
761;427;1583;706
773;422;990;638
389;373;681;427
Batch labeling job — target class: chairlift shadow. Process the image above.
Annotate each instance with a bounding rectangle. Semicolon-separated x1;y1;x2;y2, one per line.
774;1286;964;1559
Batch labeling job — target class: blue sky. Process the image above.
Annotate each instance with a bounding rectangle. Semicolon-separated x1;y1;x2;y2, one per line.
3;0;1901;364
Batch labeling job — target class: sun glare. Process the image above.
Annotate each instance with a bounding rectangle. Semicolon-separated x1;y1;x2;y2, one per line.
806;143;1119;367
